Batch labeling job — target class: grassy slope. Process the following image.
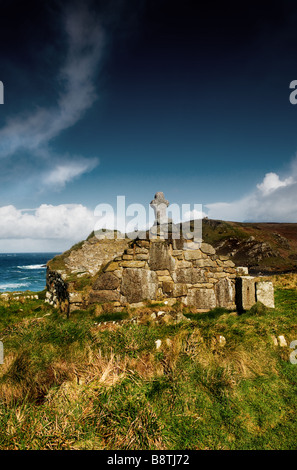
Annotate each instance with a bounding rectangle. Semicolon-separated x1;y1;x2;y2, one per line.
201;219;297;273
0;279;297;449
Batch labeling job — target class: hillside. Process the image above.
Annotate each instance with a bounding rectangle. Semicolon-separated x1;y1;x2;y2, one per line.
0;280;297;449
200;219;297;275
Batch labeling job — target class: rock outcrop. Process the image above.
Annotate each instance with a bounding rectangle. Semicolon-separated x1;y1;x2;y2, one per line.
201;218;297;274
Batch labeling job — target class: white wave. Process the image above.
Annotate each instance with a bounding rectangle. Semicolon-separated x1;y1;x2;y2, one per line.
17;264;46;270
0;283;29;290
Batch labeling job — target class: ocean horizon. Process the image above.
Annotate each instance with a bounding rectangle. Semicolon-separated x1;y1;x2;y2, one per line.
0;253;60;293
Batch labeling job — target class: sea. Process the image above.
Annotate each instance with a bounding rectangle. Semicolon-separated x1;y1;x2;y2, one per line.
0;253;60;293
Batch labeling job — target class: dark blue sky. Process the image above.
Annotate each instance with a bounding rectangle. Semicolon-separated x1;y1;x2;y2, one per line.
1;0;297;251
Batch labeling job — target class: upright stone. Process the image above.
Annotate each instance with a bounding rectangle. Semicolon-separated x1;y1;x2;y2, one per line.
256;281;275;308
235;276;256;311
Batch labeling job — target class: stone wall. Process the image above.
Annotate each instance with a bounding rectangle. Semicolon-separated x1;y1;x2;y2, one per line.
46;268;70;315
64;237;130;275
45;235;130;314
46;231;275;314
86;238;237;311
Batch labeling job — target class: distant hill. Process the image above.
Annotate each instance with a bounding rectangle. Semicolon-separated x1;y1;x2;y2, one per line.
197;218;297;275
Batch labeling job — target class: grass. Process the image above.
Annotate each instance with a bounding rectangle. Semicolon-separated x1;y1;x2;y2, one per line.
66;272;94;291
269;272;297;289
201;219;250;246
0;283;297;449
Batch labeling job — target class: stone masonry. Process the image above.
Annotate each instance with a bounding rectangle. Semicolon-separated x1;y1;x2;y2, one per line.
87;238;237;311
46;192;275;314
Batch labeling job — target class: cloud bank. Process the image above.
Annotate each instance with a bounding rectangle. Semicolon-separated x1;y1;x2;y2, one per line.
206;165;297;222
0;203;96;252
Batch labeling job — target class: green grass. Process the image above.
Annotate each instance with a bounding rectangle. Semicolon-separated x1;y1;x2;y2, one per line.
201;219;250;246
0;285;297;449
65;272;94;291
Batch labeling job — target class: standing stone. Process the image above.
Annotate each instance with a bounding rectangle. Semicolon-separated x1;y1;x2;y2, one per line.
235;276;256;311
255;281;275;308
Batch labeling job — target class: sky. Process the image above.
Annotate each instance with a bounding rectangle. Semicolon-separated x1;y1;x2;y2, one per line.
1;0;297;251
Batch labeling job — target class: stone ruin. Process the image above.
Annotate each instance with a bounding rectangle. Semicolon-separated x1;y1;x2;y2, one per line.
46;192;275;314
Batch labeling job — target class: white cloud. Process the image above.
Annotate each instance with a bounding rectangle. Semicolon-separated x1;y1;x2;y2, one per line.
206;166;297;222
44;158;99;189
0;204;97;252
256;172;294;195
